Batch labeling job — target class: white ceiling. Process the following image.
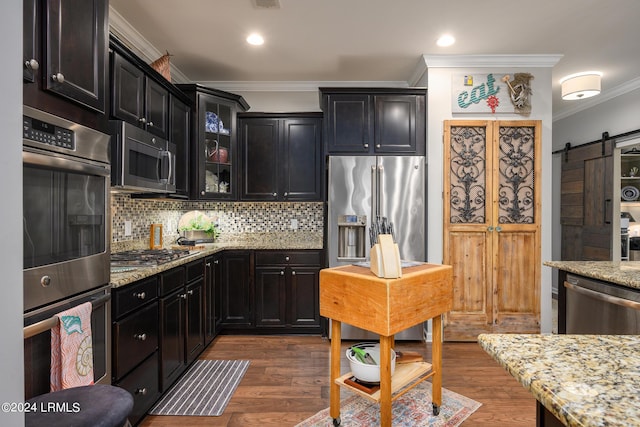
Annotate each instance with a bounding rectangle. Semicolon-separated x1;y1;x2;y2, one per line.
109;0;640;120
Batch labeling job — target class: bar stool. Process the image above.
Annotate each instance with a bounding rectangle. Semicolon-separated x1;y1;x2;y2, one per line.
25;384;134;427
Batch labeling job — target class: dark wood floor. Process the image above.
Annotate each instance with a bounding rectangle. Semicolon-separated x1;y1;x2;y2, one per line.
139;335;536;427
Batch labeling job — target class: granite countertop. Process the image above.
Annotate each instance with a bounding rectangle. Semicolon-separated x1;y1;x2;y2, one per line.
544;260;640;290
478;334;640;427
110;232;323;288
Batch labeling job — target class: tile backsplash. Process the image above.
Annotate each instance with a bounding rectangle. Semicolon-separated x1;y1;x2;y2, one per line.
111;193;324;244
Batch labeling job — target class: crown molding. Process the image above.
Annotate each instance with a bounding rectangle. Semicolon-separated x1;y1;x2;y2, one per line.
421;54;564;68
108;6;190;83
553;76;640;122
196;80;409;92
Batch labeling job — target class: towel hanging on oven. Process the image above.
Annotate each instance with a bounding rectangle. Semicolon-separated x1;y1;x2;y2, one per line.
50;302;94;391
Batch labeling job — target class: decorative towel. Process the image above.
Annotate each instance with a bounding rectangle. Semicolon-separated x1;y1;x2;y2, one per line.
50;301;94;391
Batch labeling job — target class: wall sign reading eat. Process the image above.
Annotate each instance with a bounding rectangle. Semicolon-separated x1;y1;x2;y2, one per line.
452;73;514;114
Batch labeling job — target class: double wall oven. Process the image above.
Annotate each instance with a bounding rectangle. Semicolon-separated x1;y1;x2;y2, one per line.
22;106;112;399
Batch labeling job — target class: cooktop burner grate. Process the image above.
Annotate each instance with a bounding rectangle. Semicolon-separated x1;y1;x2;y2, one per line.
110;248;192;267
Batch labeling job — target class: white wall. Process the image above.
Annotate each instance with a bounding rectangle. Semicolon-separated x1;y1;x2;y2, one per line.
423;57;556;334
0;0;25;425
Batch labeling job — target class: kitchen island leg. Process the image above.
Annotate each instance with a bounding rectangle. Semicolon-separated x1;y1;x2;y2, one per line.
330;319;342;425
379;334;393;427
432;314;443;415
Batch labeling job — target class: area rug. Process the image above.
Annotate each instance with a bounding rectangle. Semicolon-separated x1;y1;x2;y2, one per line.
149;359;250;416
295;381;481;427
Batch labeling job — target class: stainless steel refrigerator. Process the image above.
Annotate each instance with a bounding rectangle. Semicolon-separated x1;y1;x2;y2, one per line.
328;155;426;340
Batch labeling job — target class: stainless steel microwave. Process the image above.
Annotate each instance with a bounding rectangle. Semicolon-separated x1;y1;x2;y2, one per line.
110;120;176;193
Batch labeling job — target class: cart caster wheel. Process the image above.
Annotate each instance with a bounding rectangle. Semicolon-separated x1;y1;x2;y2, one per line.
332;417;341;426
432;403;440;416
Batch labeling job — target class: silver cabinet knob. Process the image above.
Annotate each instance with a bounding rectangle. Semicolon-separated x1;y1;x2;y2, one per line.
214;260;219;264
205;262;211;267
201;190;206;196
135;388;147;395
285;256;290;262
280;271;285;276
283;192;288;197
292;271;296;276
376;144;381;148
272;193;277;197
138;117;147;124
25;59;39;71
134;291;146;300
180;293;187;300
51;73;64;83
147;121;154;127
363;144;369;149
187;290;194;295
134;333;147;341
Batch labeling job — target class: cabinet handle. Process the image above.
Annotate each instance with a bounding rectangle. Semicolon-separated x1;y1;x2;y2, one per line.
180;293;187;299
280;271;285;276
138;117;147;124
272;193;277;197
25;59;39;71
292;271;296;276
364;144;369;149
495;226;502;232
376;144;381;148
283;192;288;197
135;388;147;395
51;72;64;83
487;226;494;232
206;262;211;267
134;333;147;341
214;260;219;264
201;190;206;196
134;291;146;300
147;121;154;127
187;290;194;295
285;256;290;262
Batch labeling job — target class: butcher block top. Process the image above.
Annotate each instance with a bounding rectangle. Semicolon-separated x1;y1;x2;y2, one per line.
319;263;453;336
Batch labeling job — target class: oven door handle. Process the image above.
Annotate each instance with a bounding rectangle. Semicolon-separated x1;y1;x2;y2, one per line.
23;149;109;177
564;281;640;310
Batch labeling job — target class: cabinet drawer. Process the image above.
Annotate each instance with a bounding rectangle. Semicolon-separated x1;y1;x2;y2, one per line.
255;250;321;266
113;277;158;320
116;353;160;427
186;259;204;283
159;266;186;296
113;302;159;379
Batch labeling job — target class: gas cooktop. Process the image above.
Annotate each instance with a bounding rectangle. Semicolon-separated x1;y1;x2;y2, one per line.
110;248;192;267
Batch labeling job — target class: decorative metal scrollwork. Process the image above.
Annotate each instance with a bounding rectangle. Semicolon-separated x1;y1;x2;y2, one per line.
498;126;535;224
449;126;486;223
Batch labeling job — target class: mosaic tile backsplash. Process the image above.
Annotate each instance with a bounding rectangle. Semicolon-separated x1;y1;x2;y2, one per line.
111;193;324;244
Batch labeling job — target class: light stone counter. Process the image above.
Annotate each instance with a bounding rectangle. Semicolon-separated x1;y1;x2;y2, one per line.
110;231;323;288
478;334;640;427
544;260;640;290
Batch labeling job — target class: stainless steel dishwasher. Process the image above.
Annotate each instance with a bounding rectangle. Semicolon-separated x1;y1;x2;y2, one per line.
565;274;640;334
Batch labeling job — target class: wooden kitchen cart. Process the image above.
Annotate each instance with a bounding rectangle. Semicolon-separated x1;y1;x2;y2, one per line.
320;264;453;427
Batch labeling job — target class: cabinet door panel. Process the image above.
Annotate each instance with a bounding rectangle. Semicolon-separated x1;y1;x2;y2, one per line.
44;0;107;112
374;95;417;153
325;94;370;153
114;302;159;379
240;119;279;200
170;95;191;197
289;267;320;327
255;267;286;327
186;280;205;364
221;252;252;326
23;0;38;82
111;52;145;124
146;77;169;138
282;118;323;200
159;291;185;391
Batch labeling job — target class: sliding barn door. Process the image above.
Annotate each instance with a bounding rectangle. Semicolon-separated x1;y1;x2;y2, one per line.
443;120;541;341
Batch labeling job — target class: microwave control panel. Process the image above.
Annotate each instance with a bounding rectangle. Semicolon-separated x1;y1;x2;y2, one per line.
23;115;75;150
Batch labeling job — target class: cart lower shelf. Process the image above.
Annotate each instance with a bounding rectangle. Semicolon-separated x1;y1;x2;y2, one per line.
335;361;434;403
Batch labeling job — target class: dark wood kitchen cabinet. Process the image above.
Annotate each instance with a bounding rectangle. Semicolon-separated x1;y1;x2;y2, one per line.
254;250;322;333
23;0;109;130
238;113;323;201
111;276;161;426
111;50;169;139
159;260;205;392
177;84;250;201
220;251;254;329
169;94;192;198
560;139;614;260
320;87;426;155
204;254;223;344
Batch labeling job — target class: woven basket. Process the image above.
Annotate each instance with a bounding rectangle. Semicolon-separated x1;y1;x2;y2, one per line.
150;51;171;82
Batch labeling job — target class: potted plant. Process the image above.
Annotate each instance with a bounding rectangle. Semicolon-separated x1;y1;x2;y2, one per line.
177;211;219;242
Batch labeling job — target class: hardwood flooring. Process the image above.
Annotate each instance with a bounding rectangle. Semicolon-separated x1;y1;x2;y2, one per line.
139;335;535;427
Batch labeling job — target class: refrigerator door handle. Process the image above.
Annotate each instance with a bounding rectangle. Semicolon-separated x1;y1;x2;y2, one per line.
371;164;378;223
378;164;384;217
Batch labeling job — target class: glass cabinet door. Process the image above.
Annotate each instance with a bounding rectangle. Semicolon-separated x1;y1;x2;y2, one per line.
200;97;234;198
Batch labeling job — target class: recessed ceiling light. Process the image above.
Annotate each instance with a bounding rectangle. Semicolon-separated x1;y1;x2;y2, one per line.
246;33;264;46
436;34;455;47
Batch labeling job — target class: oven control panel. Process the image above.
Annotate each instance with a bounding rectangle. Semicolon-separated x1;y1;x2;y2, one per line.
23;115;75;150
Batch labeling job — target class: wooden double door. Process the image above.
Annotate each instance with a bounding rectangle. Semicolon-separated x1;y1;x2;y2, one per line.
443;120;541;341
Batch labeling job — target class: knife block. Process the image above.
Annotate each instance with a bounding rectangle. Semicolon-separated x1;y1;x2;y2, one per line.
369;234;402;278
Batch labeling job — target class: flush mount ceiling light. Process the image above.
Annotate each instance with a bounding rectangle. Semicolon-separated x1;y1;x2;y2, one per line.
436;34;455;47
560;71;602;100
246;33;264;46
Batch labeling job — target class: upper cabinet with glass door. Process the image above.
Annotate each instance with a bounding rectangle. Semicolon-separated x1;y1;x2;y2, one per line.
177;84;250;200
621;146;640;203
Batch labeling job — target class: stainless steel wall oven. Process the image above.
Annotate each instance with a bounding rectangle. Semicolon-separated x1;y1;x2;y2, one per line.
22;106;112;398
